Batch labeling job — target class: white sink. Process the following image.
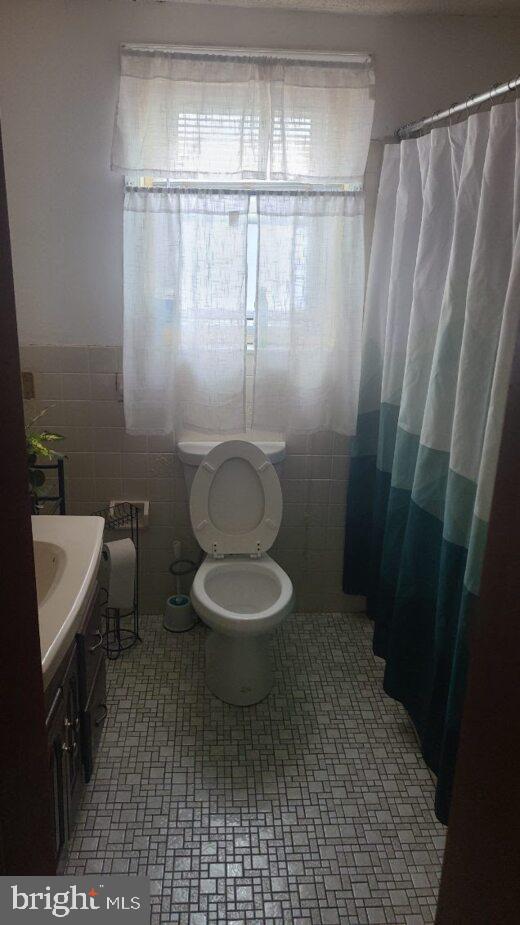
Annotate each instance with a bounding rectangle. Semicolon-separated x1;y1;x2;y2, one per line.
32;515;105;687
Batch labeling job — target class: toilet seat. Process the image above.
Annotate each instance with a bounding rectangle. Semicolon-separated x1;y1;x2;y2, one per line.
189;440;283;557
191;554;294;637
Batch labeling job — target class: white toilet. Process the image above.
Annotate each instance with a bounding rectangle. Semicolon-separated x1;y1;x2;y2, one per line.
178;438;294;706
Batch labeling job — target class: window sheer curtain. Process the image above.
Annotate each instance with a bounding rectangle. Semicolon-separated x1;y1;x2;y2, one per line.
112;46;375;436
253;192;365;434
112;47;374;184
124;190;250;434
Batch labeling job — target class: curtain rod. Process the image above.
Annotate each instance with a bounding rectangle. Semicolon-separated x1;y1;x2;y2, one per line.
121;43;372;66
125;185;361;196
397;74;520;139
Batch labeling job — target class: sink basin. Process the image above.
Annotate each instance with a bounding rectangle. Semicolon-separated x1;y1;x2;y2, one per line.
33;541;66;608
32;515;105;686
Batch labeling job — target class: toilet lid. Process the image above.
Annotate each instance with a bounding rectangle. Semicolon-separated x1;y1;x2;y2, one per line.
190;440;283;556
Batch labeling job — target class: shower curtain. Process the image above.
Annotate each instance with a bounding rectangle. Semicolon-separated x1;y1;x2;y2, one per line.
344;100;520;823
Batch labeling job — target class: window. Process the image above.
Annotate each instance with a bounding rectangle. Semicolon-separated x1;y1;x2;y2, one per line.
115;47;374;435
131;177;348;355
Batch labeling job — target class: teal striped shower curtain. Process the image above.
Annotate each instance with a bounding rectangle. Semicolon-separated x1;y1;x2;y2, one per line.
344;101;520;823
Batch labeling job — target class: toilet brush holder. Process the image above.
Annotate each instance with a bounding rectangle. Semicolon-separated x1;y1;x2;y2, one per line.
163;594;196;633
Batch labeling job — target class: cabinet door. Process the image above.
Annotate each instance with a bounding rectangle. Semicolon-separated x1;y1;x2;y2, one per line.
47;691;69;865
82;658;107;783
63;661;83;821
77;584;105;783
46;649;85;868
79;586;105;704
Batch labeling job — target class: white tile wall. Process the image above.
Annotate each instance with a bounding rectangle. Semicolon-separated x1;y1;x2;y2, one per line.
21;344;365;616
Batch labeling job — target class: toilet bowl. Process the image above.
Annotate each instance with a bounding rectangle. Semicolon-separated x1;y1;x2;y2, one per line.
183;439;294;706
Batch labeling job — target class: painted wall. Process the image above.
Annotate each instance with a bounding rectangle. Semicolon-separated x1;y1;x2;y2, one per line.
20;343;357;614
4;1;520;612
1;0;520;345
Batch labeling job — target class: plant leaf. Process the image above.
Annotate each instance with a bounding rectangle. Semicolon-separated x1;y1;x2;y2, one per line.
27;430;65;461
41;431;65;442
28;439;54;459
25;405;53;431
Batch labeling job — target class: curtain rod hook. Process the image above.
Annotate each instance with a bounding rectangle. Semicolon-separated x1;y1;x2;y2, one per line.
499;79;514;105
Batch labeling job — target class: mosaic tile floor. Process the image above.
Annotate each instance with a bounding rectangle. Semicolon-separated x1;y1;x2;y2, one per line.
66;613;445;924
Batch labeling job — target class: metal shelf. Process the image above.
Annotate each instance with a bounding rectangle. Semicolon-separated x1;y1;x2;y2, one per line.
93;502;141;660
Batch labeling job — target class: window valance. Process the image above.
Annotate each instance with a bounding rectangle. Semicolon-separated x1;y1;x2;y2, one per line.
111;46;375;184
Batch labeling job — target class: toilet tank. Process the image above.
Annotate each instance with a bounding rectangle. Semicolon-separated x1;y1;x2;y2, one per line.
177;433;286;493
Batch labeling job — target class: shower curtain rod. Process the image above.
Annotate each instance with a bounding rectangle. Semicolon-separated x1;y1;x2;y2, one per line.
397;74;520;139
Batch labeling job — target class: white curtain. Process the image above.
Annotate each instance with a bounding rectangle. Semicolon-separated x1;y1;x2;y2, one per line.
112;48;374;184
361;101;520;540
252;192;365;435
123;190;250;435
344;98;520;823
268;63;374;183
115;46;375;436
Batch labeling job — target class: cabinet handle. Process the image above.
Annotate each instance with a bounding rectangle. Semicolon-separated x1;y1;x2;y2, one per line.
94;704;108;727
89;630;104;652
62;716;79;756
62;738;77;755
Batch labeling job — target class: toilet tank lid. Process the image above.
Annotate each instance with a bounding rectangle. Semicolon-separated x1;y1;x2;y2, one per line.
177;438;286;465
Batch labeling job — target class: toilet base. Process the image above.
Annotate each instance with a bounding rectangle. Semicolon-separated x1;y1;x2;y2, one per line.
205;631;274;706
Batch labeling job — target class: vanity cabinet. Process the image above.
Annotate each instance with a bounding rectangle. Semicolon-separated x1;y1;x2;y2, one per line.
45;644;83;867
44;582;107;868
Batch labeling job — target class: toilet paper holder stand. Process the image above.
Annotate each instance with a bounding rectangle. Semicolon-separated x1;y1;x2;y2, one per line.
93;501;141;660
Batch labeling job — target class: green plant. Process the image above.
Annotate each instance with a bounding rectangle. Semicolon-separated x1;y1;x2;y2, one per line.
25;406;65;505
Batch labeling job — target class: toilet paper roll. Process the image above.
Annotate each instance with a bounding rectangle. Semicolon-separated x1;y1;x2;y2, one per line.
102;538;136;612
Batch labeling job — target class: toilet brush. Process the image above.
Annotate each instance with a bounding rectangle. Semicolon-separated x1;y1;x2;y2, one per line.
163;542;197;633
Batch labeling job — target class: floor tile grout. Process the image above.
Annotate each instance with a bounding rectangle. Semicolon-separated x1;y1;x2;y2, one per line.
66;612;445;924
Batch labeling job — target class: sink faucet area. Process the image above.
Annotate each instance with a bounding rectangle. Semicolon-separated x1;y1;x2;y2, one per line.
32;515;104;686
